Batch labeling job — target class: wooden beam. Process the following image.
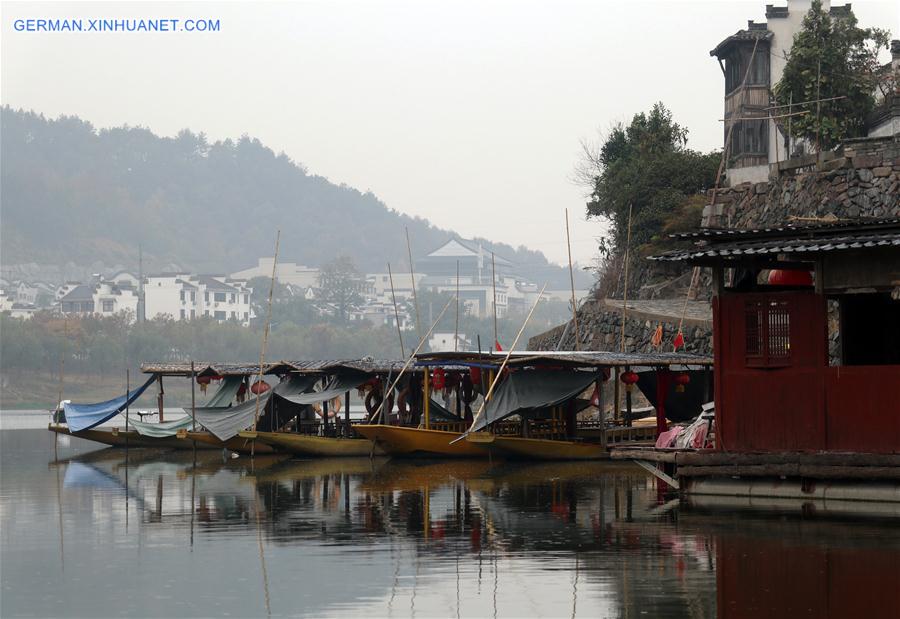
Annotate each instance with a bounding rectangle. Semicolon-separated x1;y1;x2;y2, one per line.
634;460;680;490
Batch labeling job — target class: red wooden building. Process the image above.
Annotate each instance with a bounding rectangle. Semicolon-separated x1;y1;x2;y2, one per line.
652;219;900;455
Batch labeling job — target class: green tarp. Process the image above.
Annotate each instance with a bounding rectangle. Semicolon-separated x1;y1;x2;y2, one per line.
471;370;601;433
130;415;195;438
204;375;244;408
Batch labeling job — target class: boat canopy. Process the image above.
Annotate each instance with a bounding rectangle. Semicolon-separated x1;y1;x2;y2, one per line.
472;369;601;433
194;376;319;441
130;415;195;438
64;376;156;432
204;375;244;408
194;392;276;441
280;373;368;405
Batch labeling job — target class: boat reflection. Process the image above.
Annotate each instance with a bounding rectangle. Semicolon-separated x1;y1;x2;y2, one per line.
50;448;900;618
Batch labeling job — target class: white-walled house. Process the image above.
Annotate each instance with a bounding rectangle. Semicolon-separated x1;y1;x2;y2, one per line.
231;258;319;289
144;274;252;326
59;280;139;322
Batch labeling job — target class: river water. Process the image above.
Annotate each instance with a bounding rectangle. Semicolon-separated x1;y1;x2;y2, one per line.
2;411;899;618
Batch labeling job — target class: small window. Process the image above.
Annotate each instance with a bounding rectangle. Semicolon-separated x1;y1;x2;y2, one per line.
191;291;196;302
243;312;248;320
102;300;115;312
231;311;236;319
180;309;186;319
230;293;236;303
180;290;185;301
214;310;226;320
190;309;195;319
243;294;249;304
745;299;791;368
204;292;209;302
214;292;226;303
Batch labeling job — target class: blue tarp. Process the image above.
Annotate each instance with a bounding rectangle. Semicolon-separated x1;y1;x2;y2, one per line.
64;376;156;432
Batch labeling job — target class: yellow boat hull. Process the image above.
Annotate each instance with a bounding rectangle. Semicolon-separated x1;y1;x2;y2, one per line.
48;423;216;450
353;424;485;458
468;434;609;461
239;431;385;457
180;430;277;454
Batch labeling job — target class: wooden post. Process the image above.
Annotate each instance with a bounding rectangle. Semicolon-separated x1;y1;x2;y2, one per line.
655;369;670;439
423;368;430;430
190;362;197;431
157;375;164;422
624;365;633;427
597;377;607;451
613;367;621;425
344;390;351;437
125;369;130;450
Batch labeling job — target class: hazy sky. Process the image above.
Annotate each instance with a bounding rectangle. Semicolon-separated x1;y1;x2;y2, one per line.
3;1;897;266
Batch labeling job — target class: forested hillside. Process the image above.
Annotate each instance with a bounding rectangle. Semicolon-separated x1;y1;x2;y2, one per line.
1;107;588;287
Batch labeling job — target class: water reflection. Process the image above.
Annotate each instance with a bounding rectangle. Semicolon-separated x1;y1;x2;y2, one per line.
1;429;898;618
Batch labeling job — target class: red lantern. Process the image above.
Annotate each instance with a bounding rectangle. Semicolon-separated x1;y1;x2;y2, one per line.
196;374;211;394
250;380;270;395
470;366;482;386
674;372;691;393
210;374;224;382
767;269;813;287
620;370;639;392
432;367;446;391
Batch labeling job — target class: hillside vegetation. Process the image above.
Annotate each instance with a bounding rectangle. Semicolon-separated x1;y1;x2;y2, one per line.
1;107;587;288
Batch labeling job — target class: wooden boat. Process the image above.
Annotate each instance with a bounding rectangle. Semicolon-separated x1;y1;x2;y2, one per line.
466;433;608;460
238;430;385;457
177;430;277;454
48;423;215;450
353;424;486;458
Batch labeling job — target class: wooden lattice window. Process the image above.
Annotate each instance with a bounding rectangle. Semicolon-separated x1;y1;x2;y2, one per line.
745;299;791;368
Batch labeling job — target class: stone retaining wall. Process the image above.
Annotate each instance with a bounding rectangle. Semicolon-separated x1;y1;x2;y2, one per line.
705;135;900;229
529;298;713;356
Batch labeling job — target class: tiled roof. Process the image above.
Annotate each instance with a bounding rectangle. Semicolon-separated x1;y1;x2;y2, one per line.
649;219;900;263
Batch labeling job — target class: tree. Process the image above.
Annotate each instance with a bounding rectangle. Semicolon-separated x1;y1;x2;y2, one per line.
317;256;365;321
581;103;720;255
773;0;891;150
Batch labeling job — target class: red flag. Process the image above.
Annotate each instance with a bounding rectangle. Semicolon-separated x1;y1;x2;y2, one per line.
651;324;663;348
494;340;503;352
672;330;685;351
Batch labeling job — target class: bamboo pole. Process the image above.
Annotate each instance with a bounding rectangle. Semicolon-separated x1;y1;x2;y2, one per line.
125;369;130;448
405;227;422;338
253;230;281;429
367;296;455;423
454;260;460;352
454;284;546;442
387;262;405;358
620;204;633;353
190;361;197;431
565;208;580;351
423;365;430;430
491;252;498;349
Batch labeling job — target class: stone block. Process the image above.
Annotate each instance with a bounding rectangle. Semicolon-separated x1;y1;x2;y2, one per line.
852;155;882;169
873;166;892;177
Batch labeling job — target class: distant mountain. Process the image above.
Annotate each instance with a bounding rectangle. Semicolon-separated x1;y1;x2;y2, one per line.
0;107;592;289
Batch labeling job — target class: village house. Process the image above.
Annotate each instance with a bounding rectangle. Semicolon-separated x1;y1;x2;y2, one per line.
710;0;900;186
143;274;252;326
231;257;319;289
58;278;140;322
